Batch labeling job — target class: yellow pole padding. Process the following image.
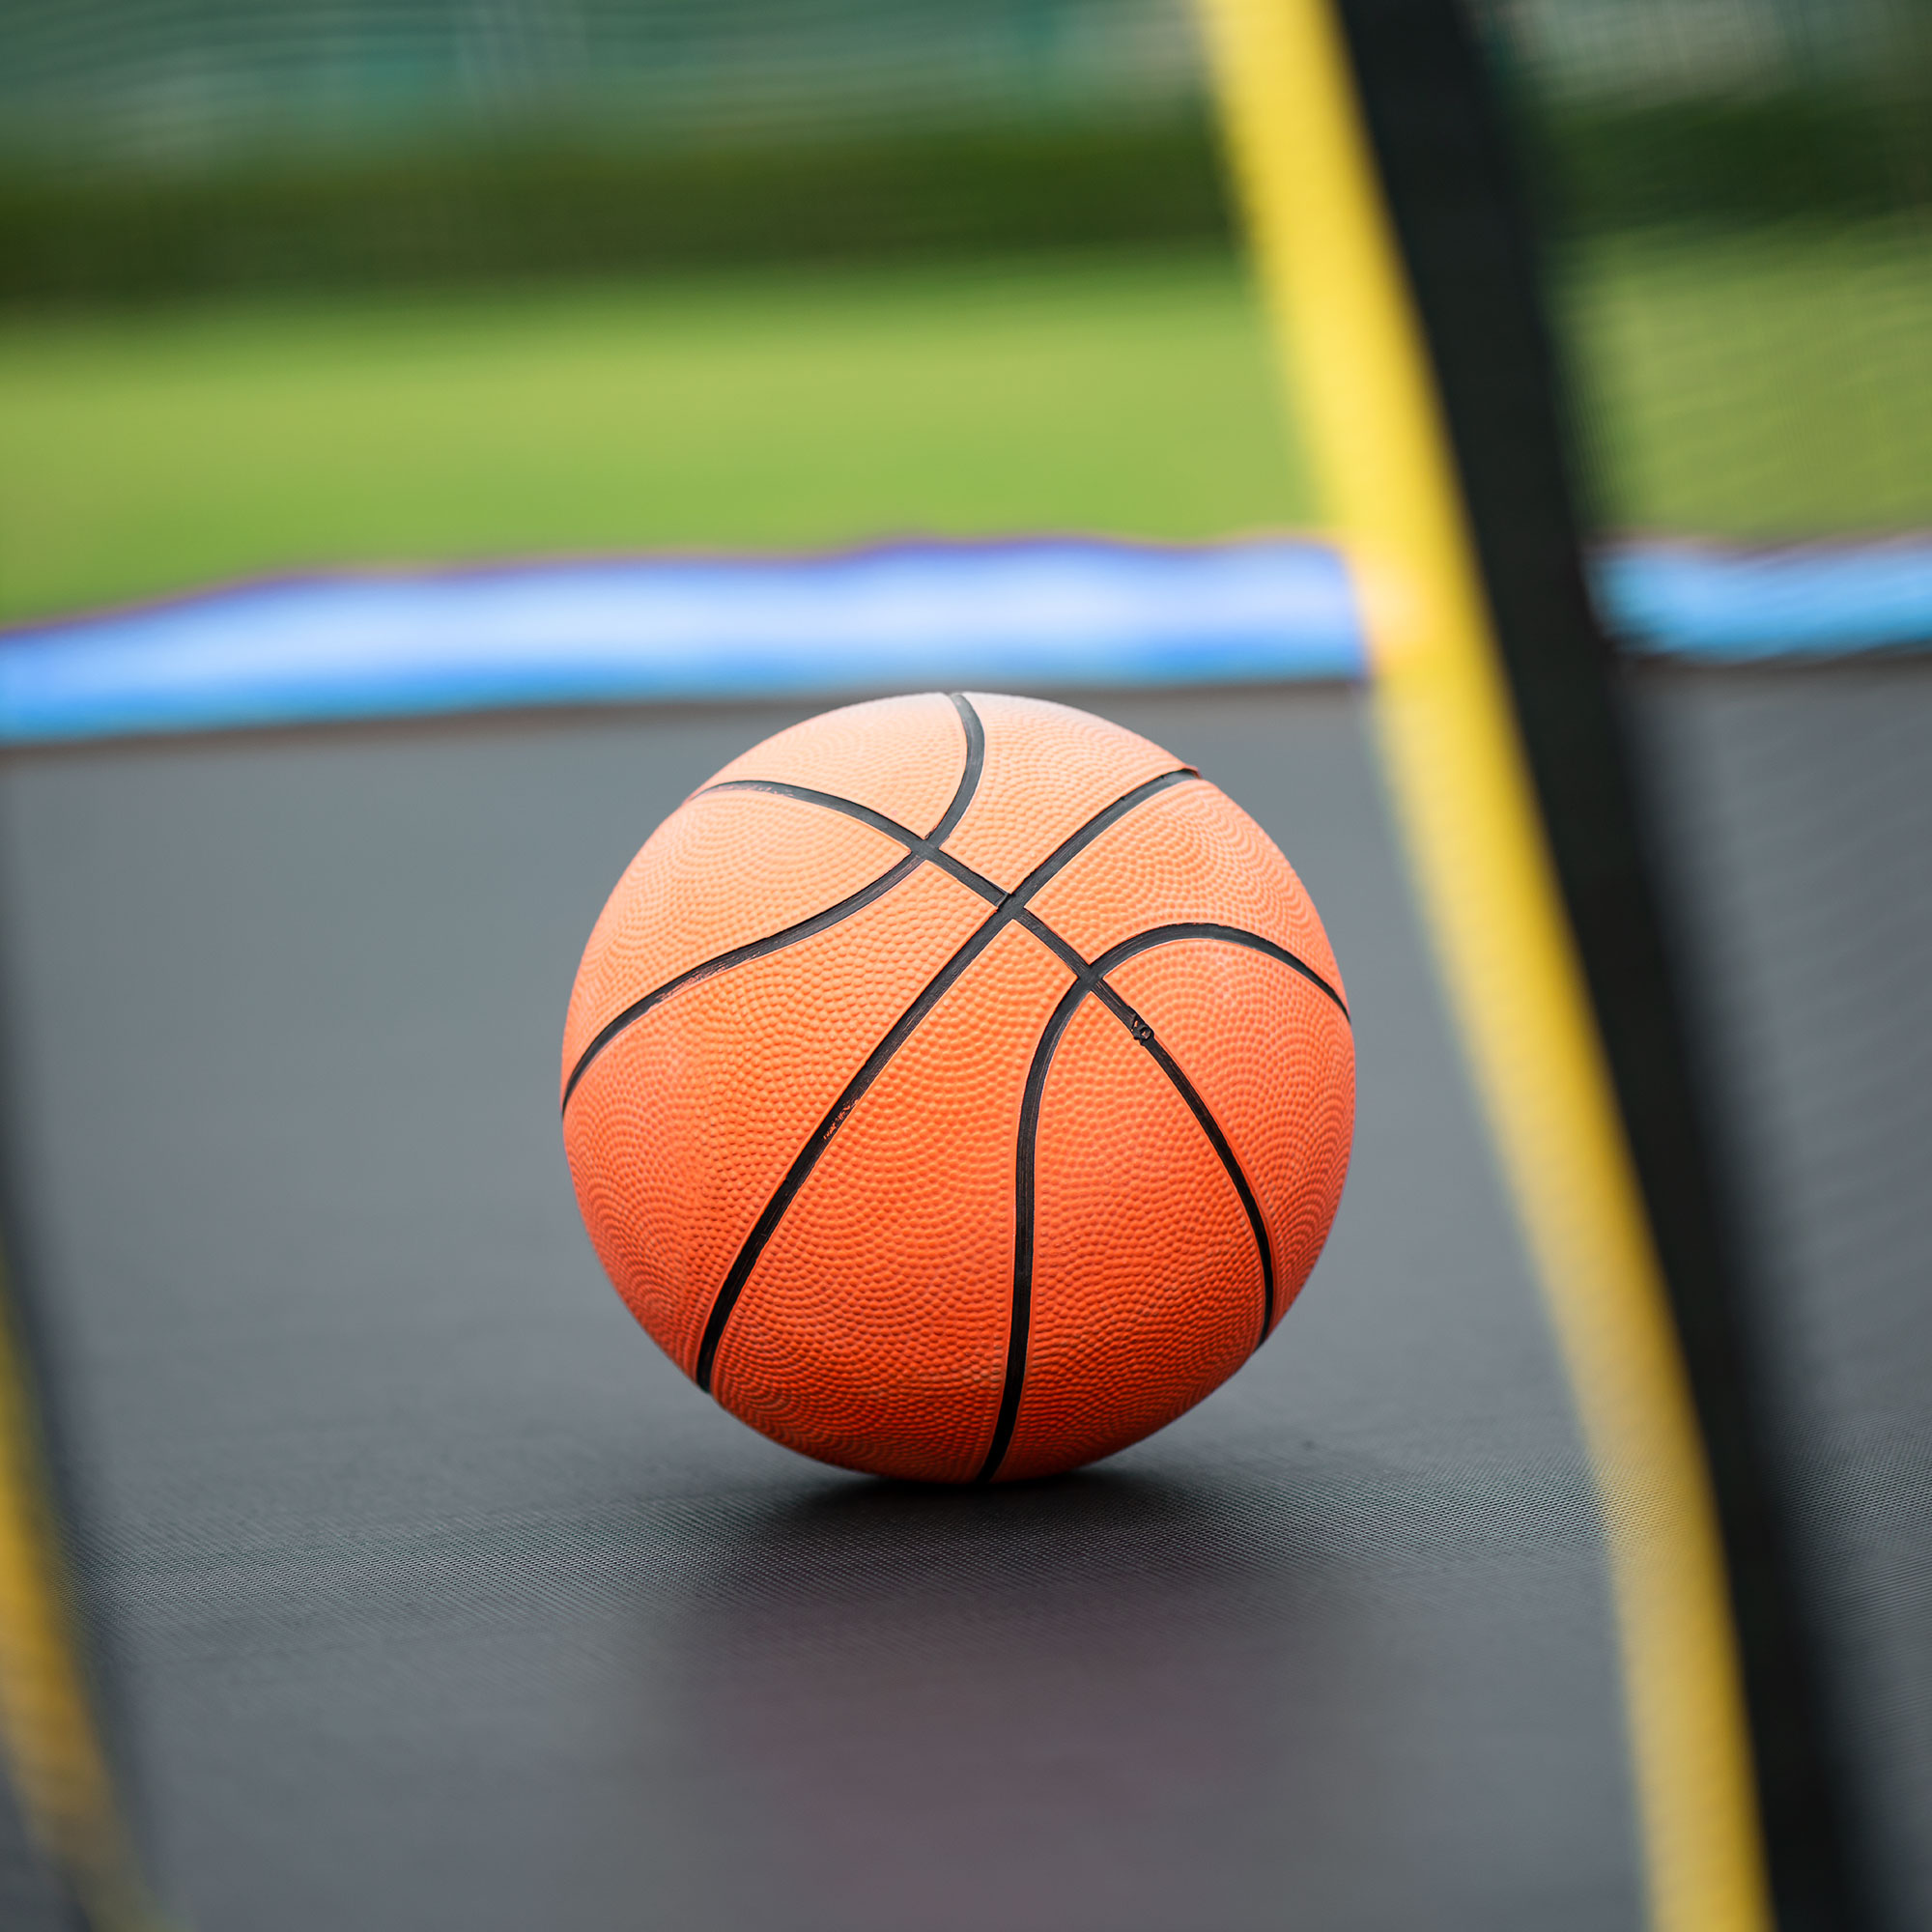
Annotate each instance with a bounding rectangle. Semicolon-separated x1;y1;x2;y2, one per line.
1193;3;1774;1928
0;1277;158;1929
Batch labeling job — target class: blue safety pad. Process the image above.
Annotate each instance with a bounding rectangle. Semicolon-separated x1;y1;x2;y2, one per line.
0;539;1362;746
1;534;1926;746
1603;538;1932;663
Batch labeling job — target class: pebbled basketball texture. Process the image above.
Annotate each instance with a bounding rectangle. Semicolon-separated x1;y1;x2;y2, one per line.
560;693;1354;1482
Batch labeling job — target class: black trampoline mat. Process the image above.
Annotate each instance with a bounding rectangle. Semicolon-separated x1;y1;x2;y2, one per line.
0;675;1922;1929
1635;663;1932;1930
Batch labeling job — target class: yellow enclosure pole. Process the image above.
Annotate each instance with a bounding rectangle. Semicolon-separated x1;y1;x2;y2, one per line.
1193;3;1774;1928
0;1272;157;1929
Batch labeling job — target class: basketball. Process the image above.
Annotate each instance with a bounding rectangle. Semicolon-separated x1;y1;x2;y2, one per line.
560;692;1353;1482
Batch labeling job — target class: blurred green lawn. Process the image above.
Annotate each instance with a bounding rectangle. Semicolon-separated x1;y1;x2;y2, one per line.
0;253;1308;628
3;231;1928;627
1562;222;1932;541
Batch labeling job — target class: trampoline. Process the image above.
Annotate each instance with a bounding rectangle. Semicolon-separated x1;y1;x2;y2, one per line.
0;639;1925;1930
1;2;1927;1925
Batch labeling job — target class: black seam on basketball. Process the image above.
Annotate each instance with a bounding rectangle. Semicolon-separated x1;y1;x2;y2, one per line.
1088;921;1350;1021
700;779;1003;908
561;699;993;1114
972;917;1283;1479
692;909;1006;1393
1087;979;1277;1350
934;695;985;841
975;976;1090;1483
561;852;923;1113
691;766;1200;1395
700;777;927;845
1011;909;1280;1347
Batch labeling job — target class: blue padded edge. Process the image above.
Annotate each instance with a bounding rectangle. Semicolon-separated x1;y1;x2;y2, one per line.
0;538;1362;746
1603;537;1932;663
0;534;1926;747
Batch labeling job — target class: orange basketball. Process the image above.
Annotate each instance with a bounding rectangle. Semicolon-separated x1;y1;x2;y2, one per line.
560;692;1353;1482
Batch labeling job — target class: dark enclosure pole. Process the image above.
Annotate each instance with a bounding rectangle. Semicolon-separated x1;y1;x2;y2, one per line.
1323;1;1877;1925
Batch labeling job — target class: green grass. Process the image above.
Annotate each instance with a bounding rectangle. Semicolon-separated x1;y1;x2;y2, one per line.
3;229;1929;626
0;252;1310;628
1559;221;1932;541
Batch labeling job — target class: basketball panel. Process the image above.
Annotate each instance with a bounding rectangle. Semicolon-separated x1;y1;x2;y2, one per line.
1106;941;1354;1335
997;995;1263;1482
563;863;989;1374
562;788;908;1084
1025;779;1346;1001
702;691;969;837
712;921;1073;1481
939;692;1181;892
